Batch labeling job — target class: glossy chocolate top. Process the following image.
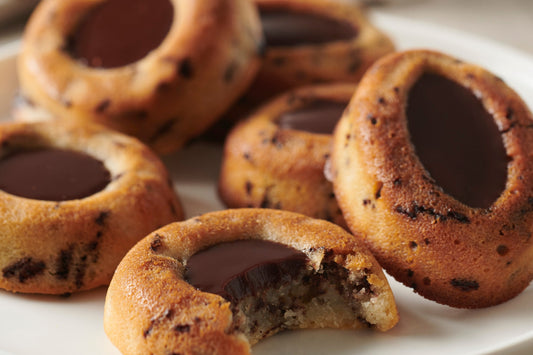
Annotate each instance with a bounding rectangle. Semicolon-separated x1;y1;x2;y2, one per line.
260;9;358;47
406;73;508;208
0;148;111;201
278;99;347;134
185;239;308;302
68;0;173;68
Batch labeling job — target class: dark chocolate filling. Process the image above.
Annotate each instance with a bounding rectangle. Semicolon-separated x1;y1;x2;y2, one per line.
67;0;173;68
184;239;308;302
277;99;347;134
0;148;110;201
260;9;358;47
406;72;508;208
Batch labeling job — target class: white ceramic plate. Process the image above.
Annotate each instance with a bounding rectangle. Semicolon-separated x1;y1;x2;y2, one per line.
1;12;533;355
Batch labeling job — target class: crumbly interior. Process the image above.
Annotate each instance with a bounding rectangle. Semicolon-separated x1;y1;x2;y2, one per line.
230;261;375;345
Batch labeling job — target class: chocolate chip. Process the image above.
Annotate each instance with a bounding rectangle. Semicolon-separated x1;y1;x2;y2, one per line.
446;211;470;224
2;257;46;283
150;234;163;252
245;181;253;196
357;316;374;328
174;324;191;333
179;58;194;79
87;240;98;252
144;309;174;338
95;211;110;226
156;80;173;92
75;256;88;289
61;98;73;108
497;245;509;256
450;278;479;291
395;203;470;224
396;205;416;219
366;113;377;125
149;118;176;143
143;324;154;338
169;200;178;217
374;183;383;200
95;99;111;113
223;61;238;83
347;55;361;73
54;248;73;280
506;107;514;120
260;194;271;208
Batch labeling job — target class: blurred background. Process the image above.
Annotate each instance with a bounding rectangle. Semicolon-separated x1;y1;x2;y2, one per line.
0;0;532;57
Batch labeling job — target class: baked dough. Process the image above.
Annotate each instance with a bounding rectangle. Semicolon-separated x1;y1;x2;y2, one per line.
0;120;183;294
331;49;533;308
204;0;395;141
104;208;398;354
17;0;263;154
252;0;393;99
219;84;356;227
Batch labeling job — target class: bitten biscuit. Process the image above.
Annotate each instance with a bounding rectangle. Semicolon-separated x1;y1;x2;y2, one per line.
16;0;263;154
0;120;183;294
219;84;356;227
104;209;398;355
331;49;533;308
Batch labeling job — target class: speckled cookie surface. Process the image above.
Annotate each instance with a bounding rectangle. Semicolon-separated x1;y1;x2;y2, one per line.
104;208;398;355
249;0;394;103
0;120;183;294
219;84;356;227
204;0;394;141
17;0;263;154
331;49;533;308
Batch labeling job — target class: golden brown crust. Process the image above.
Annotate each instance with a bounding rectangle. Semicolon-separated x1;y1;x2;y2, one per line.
104;208;398;354
205;0;394;142
331;49;533;308
250;0;394;101
17;0;263;154
219;84;356;227
0;120;183;294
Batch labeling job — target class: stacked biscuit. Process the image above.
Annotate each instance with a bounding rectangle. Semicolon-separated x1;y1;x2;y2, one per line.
3;0;533;354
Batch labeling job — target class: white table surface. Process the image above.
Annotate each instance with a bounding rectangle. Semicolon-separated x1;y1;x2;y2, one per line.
368;0;533;57
1;0;532;57
0;1;532;355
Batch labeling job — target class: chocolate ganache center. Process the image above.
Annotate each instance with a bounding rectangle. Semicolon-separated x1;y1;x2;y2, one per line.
68;0;174;68
0;148;111;201
278;99;347;134
185;239;308;302
260;9;358;47
406;72;508;208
